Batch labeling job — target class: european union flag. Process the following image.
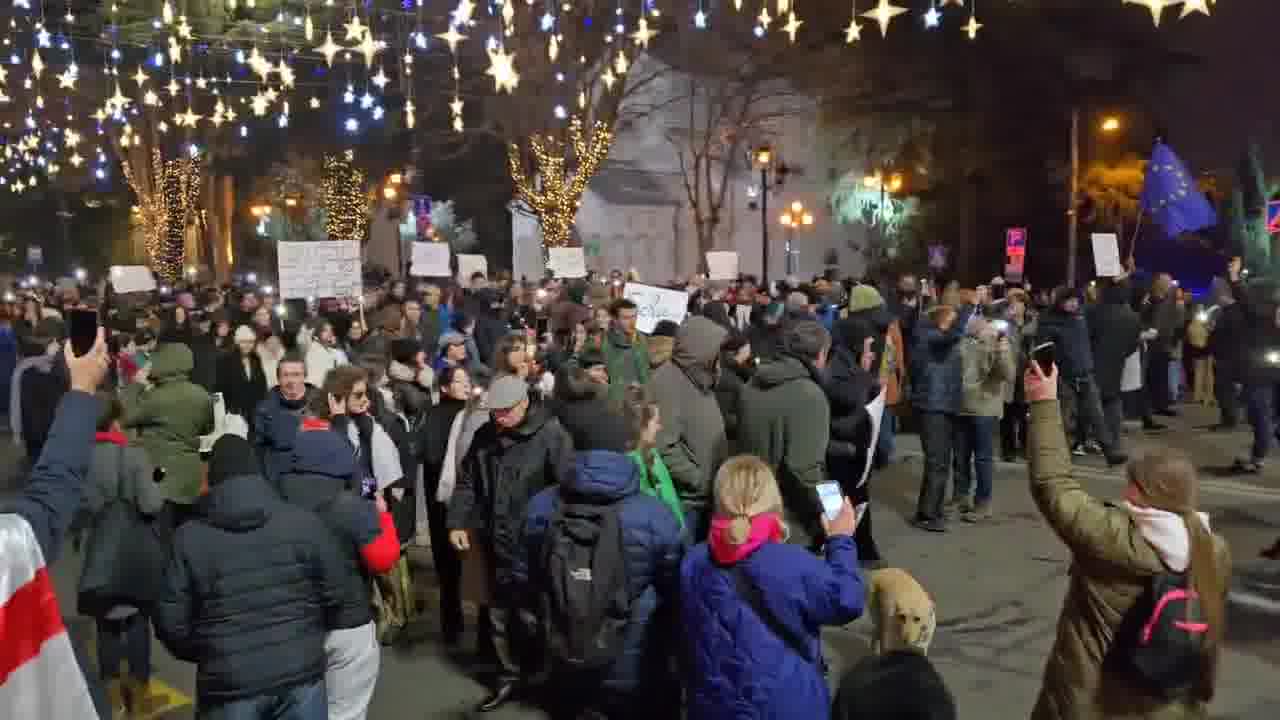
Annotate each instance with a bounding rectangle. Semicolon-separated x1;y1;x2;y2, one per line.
1140;141;1217;238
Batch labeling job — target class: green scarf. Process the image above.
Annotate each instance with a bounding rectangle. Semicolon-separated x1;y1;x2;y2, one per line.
628;449;685;530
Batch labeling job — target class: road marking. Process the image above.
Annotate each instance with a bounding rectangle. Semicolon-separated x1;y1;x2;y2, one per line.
130;678;193;719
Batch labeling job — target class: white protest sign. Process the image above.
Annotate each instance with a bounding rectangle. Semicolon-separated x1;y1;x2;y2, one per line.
859;388;887;488
1091;233;1123;278
457;254;488;286
623;282;688;334
705;251;739;281
1120;350;1143;393
410;242;452;277
548;247;587;278
277;241;361;299
109;265;156;294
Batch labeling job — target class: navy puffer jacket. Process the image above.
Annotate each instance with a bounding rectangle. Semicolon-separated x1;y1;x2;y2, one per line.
515;449;686;693
909;309;970;413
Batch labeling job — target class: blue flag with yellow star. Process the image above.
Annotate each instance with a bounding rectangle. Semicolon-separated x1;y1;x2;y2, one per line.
1140;141;1217;238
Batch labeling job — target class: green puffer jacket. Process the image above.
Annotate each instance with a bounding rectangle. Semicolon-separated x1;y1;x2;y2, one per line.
1028;399;1229;720
628;449;685;530
958;336;1015;418
602;329;649;405
123;343;214;504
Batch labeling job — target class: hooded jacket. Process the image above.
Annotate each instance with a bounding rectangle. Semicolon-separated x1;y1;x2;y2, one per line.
446;404;574;590
646;317;729;515
516;450;685;693
909;311;969;414
277;425;400;630
1027;399;1230;720
824;318;879;492
737;354;831;546
153;472;346;704
1037;306;1095;379
1087;286;1142;399
602;327;650;405
122;343;214;504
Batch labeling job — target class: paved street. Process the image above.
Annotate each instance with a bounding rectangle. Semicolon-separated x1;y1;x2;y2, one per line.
7;402;1280;719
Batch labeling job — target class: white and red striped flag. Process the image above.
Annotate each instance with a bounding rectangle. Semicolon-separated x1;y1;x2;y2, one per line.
0;513;99;719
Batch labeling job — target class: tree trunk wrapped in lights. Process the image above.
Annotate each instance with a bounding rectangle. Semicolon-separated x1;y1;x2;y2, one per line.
322;153;369;244
120;147;201;284
507;116;613;248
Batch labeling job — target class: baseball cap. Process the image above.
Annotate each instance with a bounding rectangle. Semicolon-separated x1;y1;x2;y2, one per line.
487;375;529;410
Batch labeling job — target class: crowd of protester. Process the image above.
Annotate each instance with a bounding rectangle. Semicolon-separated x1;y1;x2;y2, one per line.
0;258;1253;720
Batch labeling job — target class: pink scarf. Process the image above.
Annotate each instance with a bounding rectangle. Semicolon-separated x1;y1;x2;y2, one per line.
708;513;783;565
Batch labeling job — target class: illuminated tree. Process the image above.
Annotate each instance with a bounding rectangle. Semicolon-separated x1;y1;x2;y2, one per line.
119;147;201;283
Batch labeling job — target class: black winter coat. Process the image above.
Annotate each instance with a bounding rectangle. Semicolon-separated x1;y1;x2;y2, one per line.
1086;292;1141;399
1210;301;1248;376
824;341;877;495
446;406;574;590
152;473;345;704
1037;309;1095;379
216;351;268;425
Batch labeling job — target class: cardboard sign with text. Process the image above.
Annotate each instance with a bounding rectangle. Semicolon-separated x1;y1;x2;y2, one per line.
705;251;739;281
410;242;452;277
623;282;688;334
548;247;587;278
278;241;362;299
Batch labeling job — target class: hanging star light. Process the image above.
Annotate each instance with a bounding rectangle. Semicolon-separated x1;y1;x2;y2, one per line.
107;84;131;112
548;34;559;61
195;76;208;89
502;0;515;27
278;60;296;88
131;66;149;86
450;95;464;118
371;67;390;89
168;36;182;63
757;6;772;28
305;14;315;41
264;87;280;103
343;15;368;41
614;50;630;75
176;15;192;40
315;31;342;67
405;99;416;129
56;69;76;89
0;65;8;85
923;5;941;27
631;17;657;49
31;50;45;79
167;78;181;96
157;120;169;133
601;66;617;89
143;89;160;106
452;0;477;27
249;47;272;80
782;11;803;42
176;107;202;127
1127;0;1170;26
162;0;174;24
861;0;907;37
962;12;981;39
437;25;467;53
309;96;321;109
1179;0;1210;19
251;91;271;116
357;30;381;66
68;152;83;167
64;129;80;148
485;46;519;93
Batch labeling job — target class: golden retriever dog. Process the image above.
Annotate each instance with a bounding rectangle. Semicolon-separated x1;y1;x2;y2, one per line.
867;568;936;656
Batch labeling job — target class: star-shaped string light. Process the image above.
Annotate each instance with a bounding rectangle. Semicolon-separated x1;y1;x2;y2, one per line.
614;50;630;75
1126;0;1170;26
131;67;149;87
485;46;519;93
371;67;390;90
357;30;381;67
56;69;76;89
106;84;131;112
176;107;202;127
923;5;941;28
0;65;8;84
437;25;467;53
68;152;83;167
249;47;273;80
264;87;280;103
143;89;160;106
278;60;296;88
195;76;208;89
167;78;181;96
343;15;368;41
168;36;182;63
757;6;772;28
31;50;45;79
452;0;477;27
962;12;981;39
631;17;657;49
405;99;416;129
782;11;803;42
176;15;192;39
601;67;617;89
310;96;321;109
1179;0;1210;19
862;0;907;37
315;31;342;67
251;91;271;116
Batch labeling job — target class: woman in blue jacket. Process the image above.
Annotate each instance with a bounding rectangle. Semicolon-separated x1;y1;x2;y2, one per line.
680;455;865;720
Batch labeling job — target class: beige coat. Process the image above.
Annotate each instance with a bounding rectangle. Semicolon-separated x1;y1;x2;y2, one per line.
1027;400;1229;720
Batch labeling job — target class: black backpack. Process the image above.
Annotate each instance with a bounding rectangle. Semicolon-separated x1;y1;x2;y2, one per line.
540;498;632;671
1112;572;1210;697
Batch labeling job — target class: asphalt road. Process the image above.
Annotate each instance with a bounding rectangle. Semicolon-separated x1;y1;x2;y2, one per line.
6;403;1280;720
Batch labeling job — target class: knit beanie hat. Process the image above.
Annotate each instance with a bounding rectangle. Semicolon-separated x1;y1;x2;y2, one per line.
847;284;886;313
390;338;422;366
652;320;680;338
207;435;259;486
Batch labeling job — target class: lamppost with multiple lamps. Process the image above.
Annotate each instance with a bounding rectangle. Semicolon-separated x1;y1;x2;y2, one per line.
779;200;814;276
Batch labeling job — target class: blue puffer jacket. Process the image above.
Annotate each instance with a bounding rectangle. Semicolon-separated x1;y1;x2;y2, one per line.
253;386;315;483
909;309;970;413
680;535;864;720
516;449;685;694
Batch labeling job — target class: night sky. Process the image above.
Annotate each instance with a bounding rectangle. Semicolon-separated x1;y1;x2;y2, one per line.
1158;2;1280;173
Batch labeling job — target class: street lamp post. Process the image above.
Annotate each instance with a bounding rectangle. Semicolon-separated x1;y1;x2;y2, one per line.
753;147;773;285
1068;110;1123;285
780;200;815;276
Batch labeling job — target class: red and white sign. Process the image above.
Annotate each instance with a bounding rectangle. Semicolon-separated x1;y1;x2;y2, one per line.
1004;227;1027;281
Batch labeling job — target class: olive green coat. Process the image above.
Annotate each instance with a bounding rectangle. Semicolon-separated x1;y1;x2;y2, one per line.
123;343;215;504
1027;399;1229;720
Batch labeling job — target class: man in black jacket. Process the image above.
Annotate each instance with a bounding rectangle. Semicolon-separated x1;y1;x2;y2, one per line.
446;375;574;712
153;435;346;719
1210;286;1246;429
1086;279;1141;462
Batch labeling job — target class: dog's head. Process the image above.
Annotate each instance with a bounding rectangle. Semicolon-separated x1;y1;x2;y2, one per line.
894;599;934;647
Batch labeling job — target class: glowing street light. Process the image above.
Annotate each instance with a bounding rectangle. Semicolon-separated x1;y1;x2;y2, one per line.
1100;115;1122;133
382;185;398;200
778;200;814;275
73;267;87;282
